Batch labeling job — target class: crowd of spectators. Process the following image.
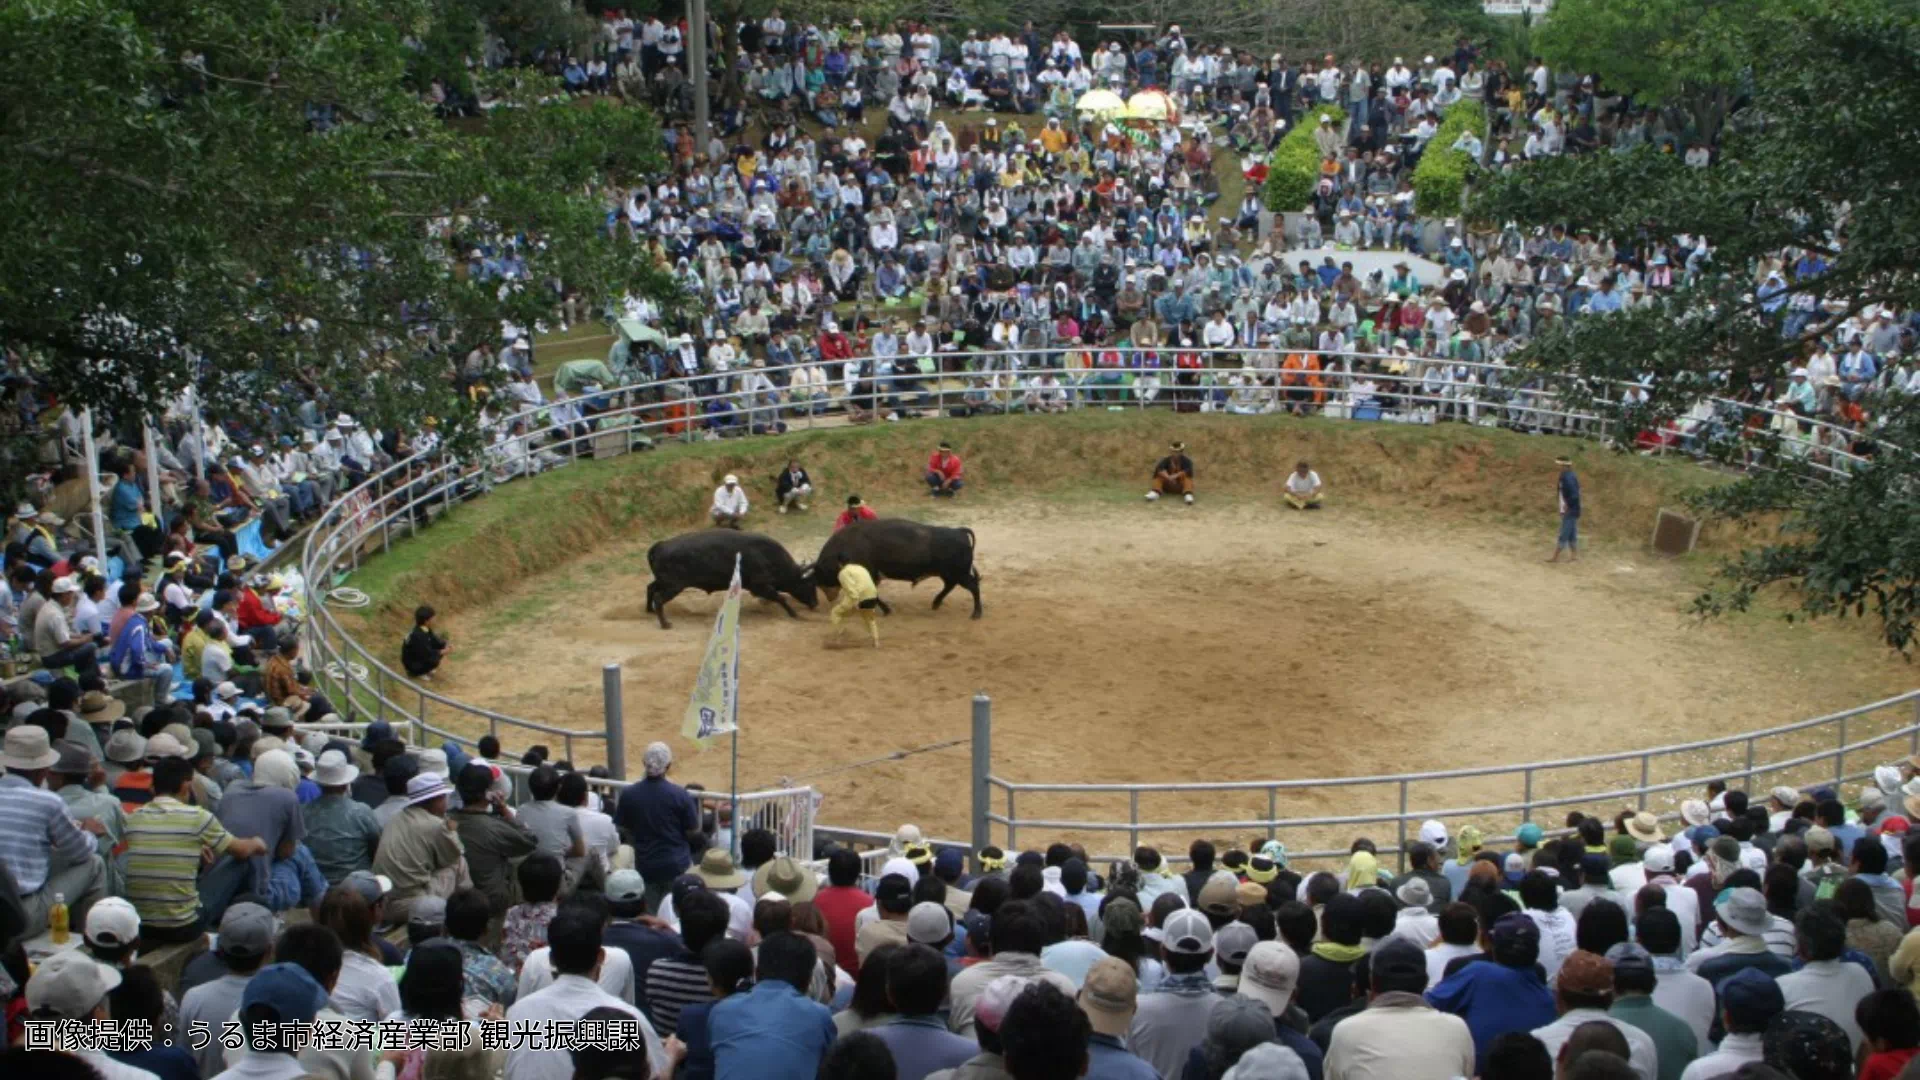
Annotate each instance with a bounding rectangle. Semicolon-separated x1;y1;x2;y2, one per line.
434;12;1914;467
9;717;1920;1080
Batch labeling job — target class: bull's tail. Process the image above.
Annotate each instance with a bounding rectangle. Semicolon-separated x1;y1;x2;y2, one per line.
964;527;980;581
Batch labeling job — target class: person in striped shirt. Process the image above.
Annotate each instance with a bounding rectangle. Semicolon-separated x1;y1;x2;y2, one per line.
0;724;109;933
123;756;270;944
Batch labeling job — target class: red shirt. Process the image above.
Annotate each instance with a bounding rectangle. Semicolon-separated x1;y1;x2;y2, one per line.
818;332;853;362
1861;1048;1920;1080
927;452;963;482
834;506;877;531
814;884;876;979
237;587;281;629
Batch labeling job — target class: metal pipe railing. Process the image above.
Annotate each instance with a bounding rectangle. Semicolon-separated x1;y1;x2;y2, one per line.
293;343;1893;853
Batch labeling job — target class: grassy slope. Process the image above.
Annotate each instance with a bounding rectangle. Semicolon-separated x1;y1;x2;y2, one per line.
336;411;1740;644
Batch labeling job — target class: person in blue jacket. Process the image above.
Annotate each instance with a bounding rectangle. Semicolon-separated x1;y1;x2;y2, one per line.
1426;912;1558;1075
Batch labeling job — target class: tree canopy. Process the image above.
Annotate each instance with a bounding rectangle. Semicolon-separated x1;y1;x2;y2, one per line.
0;0;669;433
1474;4;1920;651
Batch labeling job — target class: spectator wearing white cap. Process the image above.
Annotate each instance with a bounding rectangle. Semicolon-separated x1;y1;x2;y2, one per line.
1127;907;1223;1078
0;724;110;934
1637;846;1700;957
371;771;464;924
711;474;749;528
34;574;99;672
26;952;160;1080
1390;825;1453;907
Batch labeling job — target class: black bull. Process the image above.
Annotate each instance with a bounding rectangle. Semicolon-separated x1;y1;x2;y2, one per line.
644;530;818;629
812;518;984;618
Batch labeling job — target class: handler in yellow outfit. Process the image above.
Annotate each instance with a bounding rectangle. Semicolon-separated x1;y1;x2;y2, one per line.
830;560;882;647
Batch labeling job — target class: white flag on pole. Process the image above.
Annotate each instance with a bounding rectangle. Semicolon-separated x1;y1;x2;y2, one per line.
682;553;742;747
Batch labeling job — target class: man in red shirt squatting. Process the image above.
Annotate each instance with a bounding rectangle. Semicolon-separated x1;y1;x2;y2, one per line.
925;442;964;498
834;494;878;531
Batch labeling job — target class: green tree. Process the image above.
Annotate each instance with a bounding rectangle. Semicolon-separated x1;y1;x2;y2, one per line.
1473;7;1920;651
0;0;671;436
1533;0;1754;146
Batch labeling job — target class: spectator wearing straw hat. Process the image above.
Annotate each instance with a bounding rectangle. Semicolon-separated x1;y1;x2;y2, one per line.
0;724;111;934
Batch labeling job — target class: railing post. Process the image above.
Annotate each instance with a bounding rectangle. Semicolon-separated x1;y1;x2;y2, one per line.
1522;767;1534;823
1912;695;1919;755
1836;714;1848;784
378;473;390;554
1267;787;1278;842
1005;789;1017;853
604;663;627;780
418;690;428;747
970;693;992;868
1128;790;1139;856
1745;737;1757;787
1396;779;1410;873
1638;754;1651;810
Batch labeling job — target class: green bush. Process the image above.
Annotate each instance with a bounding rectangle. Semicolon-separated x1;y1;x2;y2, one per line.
1262;105;1347;213
1411;100;1487;216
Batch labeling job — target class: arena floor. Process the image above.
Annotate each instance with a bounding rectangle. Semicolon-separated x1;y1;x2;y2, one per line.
424;493;1913;849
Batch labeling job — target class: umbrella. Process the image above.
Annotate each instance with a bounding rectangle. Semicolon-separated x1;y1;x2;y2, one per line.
1075;89;1125;115
1125;89;1177;123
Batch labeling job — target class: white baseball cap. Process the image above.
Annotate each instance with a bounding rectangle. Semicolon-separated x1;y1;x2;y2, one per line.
84;897;141;949
27;951;121;1019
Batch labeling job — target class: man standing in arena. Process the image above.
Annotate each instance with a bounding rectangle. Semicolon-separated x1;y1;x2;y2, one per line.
834;495;877;531
711;474;749;529
1549;455;1581;562
1146;442;1195;505
926;442;964;497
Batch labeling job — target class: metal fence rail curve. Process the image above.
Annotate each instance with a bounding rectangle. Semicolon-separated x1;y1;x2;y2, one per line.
293;345;1897;861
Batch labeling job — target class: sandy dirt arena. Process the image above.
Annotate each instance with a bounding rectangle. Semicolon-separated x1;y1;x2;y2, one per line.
419;496;1913;855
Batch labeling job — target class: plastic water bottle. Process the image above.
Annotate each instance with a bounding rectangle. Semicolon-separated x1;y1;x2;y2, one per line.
48;892;69;944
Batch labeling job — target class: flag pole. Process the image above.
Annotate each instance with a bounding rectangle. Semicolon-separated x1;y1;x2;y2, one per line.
729;552;741;858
